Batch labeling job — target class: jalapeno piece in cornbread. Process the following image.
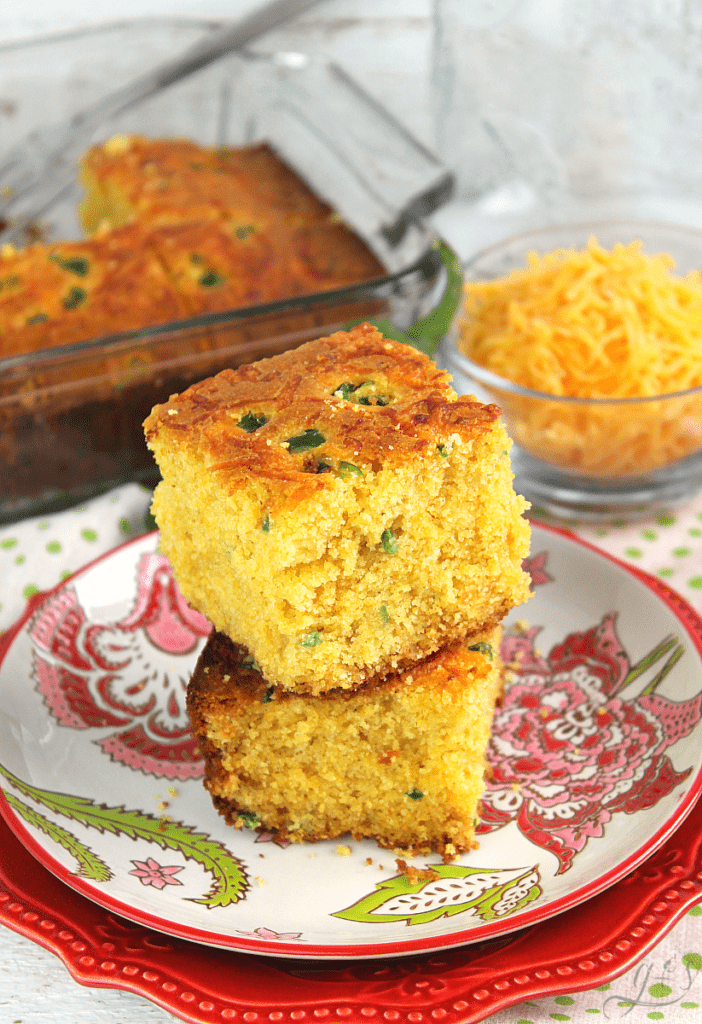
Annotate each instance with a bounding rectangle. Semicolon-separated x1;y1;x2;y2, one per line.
144;322;531;695
187;627;504;857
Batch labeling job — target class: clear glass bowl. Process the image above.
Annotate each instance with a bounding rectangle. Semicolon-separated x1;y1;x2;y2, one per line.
440;220;702;521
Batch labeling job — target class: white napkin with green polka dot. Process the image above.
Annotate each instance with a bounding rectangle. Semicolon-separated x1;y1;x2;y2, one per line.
2;486;702;1022
534;498;702;618
0;483;154;635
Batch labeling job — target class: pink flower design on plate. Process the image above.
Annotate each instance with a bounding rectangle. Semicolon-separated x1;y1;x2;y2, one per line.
129;857;184;890
29;552;211;779
522;551;553;589
481;613;702;873
236;926;303;941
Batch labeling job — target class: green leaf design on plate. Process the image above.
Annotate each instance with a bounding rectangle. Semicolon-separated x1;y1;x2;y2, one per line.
333;863;541;927
4;790;111;882
0;763;248;908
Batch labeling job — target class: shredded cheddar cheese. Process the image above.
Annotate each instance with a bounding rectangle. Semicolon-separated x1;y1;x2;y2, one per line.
459;237;702;477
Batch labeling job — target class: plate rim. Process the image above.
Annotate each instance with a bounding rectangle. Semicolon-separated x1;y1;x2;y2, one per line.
2;523;702;961
3;788;702;1024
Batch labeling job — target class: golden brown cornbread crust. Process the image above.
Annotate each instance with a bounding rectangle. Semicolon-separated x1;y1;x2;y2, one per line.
144;322;500;509
79;137;335;231
188;629;504;856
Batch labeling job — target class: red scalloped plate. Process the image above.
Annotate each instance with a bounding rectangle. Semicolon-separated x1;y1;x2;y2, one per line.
2;797;702;1024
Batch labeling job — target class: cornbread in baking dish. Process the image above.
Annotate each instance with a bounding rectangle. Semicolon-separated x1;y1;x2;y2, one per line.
1;134;390;513
148;216;383;317
79;134;385;306
78;135;334;231
1;135;384;357
144;322;531;695
0;224;190;357
187;627;504;856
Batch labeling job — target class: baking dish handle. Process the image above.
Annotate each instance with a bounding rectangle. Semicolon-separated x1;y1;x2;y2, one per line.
261;54;456;245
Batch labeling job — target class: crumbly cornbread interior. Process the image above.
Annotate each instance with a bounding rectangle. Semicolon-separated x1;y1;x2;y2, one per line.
187;627;503;856
145;323;531;694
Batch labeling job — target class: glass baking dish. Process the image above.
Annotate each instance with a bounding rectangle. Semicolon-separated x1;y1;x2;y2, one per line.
0;20;459;523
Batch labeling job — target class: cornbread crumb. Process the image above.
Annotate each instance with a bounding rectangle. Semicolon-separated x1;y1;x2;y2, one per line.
146;324;531;694
336;845;352;857
395;859;440;884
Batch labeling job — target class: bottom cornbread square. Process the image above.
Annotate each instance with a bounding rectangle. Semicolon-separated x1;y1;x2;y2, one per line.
187;627;503;858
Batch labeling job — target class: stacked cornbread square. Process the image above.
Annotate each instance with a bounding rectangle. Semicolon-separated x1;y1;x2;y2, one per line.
187;628;504;855
144;322;531;856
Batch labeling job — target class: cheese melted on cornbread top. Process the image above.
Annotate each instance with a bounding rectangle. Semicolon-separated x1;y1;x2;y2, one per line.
0;223;189;353
144;323;501;509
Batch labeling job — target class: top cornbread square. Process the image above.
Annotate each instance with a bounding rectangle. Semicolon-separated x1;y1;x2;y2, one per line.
144;323;531;694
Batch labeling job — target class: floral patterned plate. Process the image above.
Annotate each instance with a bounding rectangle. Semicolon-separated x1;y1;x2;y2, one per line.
1;523;702;962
